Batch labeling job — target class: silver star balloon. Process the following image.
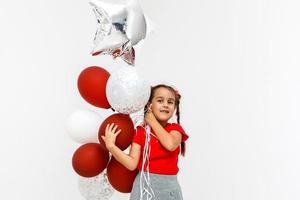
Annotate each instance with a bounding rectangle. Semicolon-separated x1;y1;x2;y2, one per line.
89;0;147;65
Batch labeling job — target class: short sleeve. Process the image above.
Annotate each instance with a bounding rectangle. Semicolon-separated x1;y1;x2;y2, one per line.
168;123;189;142
132;126;144;145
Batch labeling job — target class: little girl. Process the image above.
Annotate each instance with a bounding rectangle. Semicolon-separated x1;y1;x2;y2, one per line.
101;84;189;200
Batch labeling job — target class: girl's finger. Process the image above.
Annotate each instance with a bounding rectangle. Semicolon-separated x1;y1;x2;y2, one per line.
109;123;115;132
112;124;118;133
105;124;109;134
115;129;121;136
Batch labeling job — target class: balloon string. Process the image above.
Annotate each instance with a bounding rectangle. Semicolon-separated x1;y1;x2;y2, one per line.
139;125;156;200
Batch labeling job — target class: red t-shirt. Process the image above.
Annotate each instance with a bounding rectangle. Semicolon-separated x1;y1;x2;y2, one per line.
132;123;189;175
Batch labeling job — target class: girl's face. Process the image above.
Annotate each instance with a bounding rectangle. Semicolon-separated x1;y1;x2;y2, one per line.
149;87;176;123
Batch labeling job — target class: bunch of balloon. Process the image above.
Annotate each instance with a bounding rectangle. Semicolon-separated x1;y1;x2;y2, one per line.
65;0;153;198
69;64;150;196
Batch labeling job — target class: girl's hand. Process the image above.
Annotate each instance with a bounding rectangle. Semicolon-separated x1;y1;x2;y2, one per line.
144;106;157;127
101;123;121;150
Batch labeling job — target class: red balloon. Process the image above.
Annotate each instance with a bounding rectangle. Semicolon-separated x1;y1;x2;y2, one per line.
72;143;109;177
107;158;139;193
77;66;110;109
99;113;135;151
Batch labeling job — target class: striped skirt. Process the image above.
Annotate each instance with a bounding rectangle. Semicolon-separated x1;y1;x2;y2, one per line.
129;172;184;200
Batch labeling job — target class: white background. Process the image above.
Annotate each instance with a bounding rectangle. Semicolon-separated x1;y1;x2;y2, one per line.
0;0;300;199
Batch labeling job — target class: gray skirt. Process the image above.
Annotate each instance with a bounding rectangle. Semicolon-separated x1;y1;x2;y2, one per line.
129;172;183;200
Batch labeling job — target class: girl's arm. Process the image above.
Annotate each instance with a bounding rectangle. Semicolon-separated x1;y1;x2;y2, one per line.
150;120;182;151
102;123;141;171
107;142;141;171
145;112;182;151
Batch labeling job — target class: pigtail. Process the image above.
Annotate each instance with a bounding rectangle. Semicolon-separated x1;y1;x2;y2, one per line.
175;93;186;157
175;93;181;124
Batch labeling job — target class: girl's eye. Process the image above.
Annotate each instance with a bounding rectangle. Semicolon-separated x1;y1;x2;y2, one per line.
168;101;174;104
157;100;163;103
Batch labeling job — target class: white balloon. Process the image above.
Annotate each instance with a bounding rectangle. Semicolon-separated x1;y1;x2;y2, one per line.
130;109;144;128
78;170;114;200
66;110;104;143
106;67;150;114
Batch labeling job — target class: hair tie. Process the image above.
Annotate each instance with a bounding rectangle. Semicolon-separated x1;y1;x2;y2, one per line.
175;90;181;97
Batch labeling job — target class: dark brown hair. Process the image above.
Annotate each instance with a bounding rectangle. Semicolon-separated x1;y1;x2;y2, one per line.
144;84;186;156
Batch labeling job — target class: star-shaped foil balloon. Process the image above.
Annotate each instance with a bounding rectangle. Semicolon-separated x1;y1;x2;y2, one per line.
89;0;147;65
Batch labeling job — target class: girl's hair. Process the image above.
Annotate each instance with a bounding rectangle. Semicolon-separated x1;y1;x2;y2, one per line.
144;84;186;156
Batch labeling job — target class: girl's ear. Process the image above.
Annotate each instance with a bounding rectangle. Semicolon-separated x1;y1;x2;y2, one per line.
146;103;152;111
146;102;151;108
